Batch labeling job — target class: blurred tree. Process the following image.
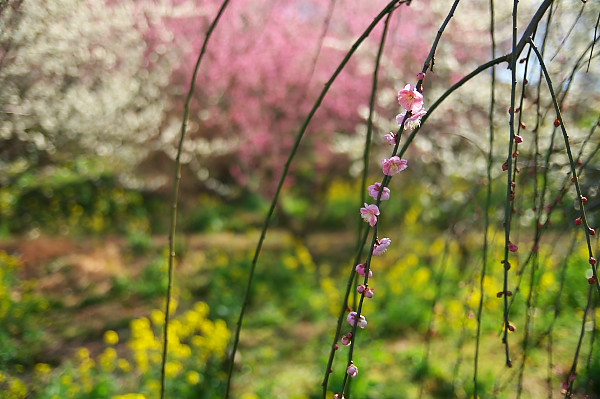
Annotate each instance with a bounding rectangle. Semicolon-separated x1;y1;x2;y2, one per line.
0;0;170;186
1;0;598;235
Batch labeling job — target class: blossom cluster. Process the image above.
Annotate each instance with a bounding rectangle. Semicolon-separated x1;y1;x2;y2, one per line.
337;83;425;394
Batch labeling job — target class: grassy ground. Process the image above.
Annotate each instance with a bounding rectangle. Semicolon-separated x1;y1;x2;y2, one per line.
0;227;598;398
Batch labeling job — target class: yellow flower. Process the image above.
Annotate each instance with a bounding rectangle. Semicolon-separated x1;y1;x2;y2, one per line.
113;394;147;399
165;361;183;378
34;363;52;374
117;358;132;373
99;348;118;371
104;330;120;345
186;371;201;385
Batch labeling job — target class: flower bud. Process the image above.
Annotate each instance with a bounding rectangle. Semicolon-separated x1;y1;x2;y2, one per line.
588;276;597;285
355;264;373;278
347;364;359;378
341;333;352;346
357;284;374;298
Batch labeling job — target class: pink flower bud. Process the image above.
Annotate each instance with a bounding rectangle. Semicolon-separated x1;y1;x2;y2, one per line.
357;285;374;298
514;135;523;143
347;312;367;328
368;182;391;201
588;276;597;285
384;132;397;146
341;333;352;346
508;242;518;252
417;72;426;80
355;263;373;278
346;364;359;378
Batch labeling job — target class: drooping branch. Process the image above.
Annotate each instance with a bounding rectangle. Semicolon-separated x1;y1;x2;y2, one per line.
221;1;408;397
161;1;232;398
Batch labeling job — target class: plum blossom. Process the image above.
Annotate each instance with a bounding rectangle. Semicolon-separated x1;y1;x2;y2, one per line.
384;132;397;146
396;108;427;130
397;84;424;113
357;284;374;298
347;364;359;378
373;237;391;256
341;332;352;346
355;263;373;278
347;312;368;328
382;156;408;176
360;203;380;227
368;182;390;201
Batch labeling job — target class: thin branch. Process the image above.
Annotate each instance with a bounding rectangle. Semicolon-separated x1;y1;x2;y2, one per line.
306;0;338;86
332;12;395;398
587;9;599;72
161;1;232;398
564;286;595;397
498;0;520;369
203;1;405;397
418;0;461;77
474;0;496;393
528;38;599;296
549;3;585;62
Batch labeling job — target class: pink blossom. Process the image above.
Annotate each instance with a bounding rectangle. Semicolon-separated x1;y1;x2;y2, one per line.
396;108;427;130
360;203;380;227
357;284;374;298
341;332;352;346
382;156;408;176
373;237;391;256
384;132;397;146
368;182;390;201
397;84;424;113
347;312;368;328
346;364;359;378
355;263;373;278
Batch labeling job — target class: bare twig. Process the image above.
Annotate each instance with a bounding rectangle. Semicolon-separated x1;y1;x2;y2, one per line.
161;1;233;399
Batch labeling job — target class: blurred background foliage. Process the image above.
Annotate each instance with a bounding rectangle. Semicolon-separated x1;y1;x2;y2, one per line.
0;0;599;397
